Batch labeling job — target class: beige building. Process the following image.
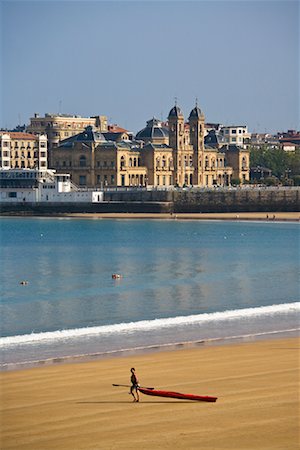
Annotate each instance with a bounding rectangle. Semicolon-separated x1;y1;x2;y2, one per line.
0;132;48;170
50;103;250;188
27;113;108;148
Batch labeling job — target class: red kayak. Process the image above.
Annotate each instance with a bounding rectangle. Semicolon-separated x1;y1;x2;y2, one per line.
139;387;217;403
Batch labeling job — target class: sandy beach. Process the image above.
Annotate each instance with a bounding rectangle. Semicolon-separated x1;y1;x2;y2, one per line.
62;212;300;221
1;337;299;450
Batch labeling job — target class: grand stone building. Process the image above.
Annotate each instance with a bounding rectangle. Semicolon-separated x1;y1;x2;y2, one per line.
50;103;249;187
27;113;108;148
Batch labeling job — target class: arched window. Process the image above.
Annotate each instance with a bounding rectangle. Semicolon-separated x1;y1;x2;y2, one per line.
79;155;86;167
129;158;132;167
120;156;125;170
133;158;137;167
205;156;209;169
162;156;166;168
189;156;193;167
156;157;160;169
242;156;247;169
211;158;215;168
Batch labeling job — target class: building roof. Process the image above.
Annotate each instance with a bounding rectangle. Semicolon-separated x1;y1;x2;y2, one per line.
136;118;169;141
59;126;106;147
107;124;128;133
168;105;183;118
0;132;37;140
204;130;226;148
103;132;128;142
220;144;248;152
188;106;203;120
143;142;173;151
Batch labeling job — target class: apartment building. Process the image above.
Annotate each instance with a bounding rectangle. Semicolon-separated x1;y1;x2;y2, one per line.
220;125;251;148
0;132;48;170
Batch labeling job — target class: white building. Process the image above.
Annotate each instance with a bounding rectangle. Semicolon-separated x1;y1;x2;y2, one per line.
220;126;251;148
0;169;103;203
0;132;48;170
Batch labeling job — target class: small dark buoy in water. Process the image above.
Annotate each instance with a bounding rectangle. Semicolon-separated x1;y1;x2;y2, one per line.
20;281;29;285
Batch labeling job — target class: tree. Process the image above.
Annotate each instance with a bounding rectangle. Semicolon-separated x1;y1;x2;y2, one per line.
250;145;300;180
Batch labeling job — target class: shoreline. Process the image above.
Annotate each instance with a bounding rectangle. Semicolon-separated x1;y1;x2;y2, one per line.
1;336;299;450
1;211;300;221
2;327;299;373
63;211;300;221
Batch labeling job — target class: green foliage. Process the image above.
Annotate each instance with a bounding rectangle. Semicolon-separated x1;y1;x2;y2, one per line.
264;176;280;186
292;175;300;186
250;145;300;179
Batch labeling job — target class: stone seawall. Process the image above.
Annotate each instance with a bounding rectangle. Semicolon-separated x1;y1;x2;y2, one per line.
1;188;299;214
172;188;300;212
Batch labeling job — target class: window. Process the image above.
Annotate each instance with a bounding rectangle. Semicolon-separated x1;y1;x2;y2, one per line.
97;175;101;183
232;137;236;142
9;192;17;198
231;129;237;134
111;175;115;184
120;156;125;170
79;175;86;185
79;155;86;167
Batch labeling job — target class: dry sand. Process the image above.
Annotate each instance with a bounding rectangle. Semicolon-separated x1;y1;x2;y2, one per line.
1;337;299;450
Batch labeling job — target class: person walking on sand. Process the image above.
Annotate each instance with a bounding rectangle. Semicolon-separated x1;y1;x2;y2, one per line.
130;368;140;402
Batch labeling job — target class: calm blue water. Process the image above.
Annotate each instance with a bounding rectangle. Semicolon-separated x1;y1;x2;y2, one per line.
0;217;299;368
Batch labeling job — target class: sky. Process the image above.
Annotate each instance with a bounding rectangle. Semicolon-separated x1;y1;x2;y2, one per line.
1;0;299;134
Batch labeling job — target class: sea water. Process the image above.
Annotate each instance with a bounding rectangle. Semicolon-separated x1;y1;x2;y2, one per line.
0;217;299;369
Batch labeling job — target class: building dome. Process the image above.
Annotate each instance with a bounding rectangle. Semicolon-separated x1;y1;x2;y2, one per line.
136;118;169;142
188;106;203;120
168;105;183;118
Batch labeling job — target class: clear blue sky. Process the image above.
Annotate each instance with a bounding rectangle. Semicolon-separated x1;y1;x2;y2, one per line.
1;0;299;133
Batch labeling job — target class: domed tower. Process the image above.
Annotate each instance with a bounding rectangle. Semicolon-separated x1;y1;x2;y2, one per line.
168;103;184;151
188;102;205;186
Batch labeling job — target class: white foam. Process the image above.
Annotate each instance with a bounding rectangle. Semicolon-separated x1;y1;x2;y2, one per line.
1;302;299;348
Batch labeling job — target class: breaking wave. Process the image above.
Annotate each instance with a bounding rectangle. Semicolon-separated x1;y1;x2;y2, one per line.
1;302;299;348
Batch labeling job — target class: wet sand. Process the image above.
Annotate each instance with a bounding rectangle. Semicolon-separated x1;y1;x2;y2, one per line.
1;337;299;450
63;212;300;221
